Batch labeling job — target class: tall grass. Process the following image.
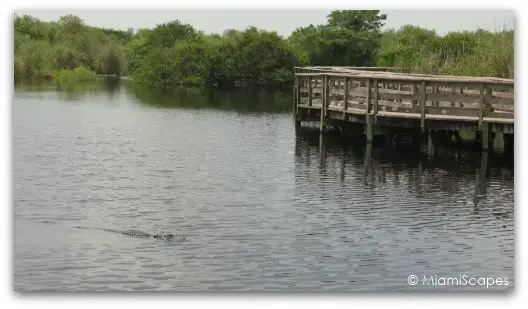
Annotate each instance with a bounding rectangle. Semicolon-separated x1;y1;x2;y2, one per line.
52;67;97;87
377;26;514;78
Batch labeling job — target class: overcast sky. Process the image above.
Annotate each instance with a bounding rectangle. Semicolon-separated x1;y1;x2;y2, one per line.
14;9;515;36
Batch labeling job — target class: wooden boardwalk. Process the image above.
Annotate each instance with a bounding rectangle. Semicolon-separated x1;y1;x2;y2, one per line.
293;66;514;150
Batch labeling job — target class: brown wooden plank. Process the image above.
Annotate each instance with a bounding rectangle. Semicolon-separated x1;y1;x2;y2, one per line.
483;110;514;119
377;106;421;114
425;93;481;103
295;72;514;86
426;106;481;118
487;96;514;106
378;100;415;108
493;91;514;99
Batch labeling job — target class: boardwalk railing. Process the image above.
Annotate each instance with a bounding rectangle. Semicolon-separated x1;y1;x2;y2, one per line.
294;66;398;74
294;70;514;131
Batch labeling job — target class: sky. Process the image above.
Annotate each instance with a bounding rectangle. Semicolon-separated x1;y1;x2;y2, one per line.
14;9;515;36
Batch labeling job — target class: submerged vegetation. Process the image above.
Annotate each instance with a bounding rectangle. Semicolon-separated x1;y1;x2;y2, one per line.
14;10;514;89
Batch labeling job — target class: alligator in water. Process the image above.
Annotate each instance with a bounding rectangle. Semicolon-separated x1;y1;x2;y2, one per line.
76;226;184;241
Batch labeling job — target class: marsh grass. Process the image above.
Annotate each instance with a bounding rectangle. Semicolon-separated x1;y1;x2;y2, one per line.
378;25;514;78
52;67;97;88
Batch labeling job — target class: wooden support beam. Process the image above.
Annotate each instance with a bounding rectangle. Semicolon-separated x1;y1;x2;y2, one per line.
366;115;374;143
481;122;490;150
427;129;434;156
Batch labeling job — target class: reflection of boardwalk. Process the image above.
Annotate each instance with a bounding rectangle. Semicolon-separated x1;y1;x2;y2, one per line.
294;129;513;220
293;67;514;150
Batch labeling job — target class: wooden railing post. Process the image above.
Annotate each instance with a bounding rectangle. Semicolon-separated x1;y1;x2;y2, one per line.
398;82;403;103
420;80;427;131
366;78;371;114
343;76;349;114
294;75;299;119
365;78;374;143
373;79;379;118
451;85;456;107
432;84;440;106
308;76;312;107
411;84;417;108
326;75;330;112
479;83;485;130
320;74;328;133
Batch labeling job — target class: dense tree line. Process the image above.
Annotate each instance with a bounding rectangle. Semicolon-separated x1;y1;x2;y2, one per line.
14;14;127;83
14;10;514;88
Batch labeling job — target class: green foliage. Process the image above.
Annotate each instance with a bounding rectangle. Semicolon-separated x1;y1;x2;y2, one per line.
208;27;299;88
14;36;55;80
14;13;127;83
125;20;198;74
132;47;179;87
376;25;441;70
327;10;387;32
51;66;97;86
14;10;515;89
288;10;385;67
96;43;126;75
100;27;133;45
132;27;299;88
376;25;514;78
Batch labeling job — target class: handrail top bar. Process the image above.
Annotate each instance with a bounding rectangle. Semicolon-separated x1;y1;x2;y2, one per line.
295;72;514;86
294;66;396;70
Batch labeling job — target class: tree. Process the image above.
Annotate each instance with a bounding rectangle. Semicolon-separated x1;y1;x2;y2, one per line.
288;10;386;66
58;14;84;36
327;10;387;32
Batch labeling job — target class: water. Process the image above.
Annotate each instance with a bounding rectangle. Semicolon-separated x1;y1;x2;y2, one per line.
14;80;514;292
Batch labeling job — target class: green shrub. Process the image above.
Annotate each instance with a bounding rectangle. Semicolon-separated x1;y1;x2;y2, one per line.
52;67;97;86
14;14;127;83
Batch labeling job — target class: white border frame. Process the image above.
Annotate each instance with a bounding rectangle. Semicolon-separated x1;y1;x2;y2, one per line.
3;1;524;308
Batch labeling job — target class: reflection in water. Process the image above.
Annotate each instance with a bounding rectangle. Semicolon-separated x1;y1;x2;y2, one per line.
302;127;514;221
303;129;513;208
101;77;122;98
295;128;513;291
128;82;292;113
14;78;123;101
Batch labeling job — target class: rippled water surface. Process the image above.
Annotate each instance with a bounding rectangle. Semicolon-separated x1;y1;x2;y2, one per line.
14;81;514;291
